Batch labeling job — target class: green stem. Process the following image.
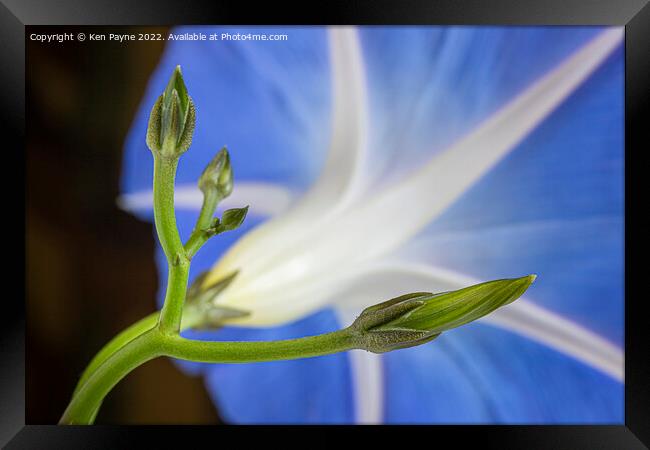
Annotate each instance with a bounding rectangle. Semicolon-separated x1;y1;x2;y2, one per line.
152;154;190;335
162;328;357;363
60;327;358;424
73;307;204;397
184;230;210;259
60;330;164;425
184;191;220;259
195;190;220;232
152;155;184;261
73;312;158;397
157;259;190;334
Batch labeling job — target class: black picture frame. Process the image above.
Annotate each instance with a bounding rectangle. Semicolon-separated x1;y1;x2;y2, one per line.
4;0;649;448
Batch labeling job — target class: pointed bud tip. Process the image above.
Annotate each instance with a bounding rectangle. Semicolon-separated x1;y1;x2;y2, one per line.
188;270;240;306
168;65;185;88
514;274;537;289
503;274;536;305
205;270;239;292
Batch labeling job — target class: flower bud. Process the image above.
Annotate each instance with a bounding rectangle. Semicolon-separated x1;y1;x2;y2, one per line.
351;275;536;353
198;147;234;199
215;206;248;233
146;65;196;157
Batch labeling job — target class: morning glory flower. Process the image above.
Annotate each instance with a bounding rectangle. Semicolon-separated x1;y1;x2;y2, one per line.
120;26;624;423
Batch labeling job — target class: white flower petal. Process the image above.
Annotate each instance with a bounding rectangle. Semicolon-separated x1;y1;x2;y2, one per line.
117;182;295;217
339;305;385;424
303;26;370;212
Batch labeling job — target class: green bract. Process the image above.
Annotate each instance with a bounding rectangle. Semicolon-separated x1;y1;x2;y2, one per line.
187;270;239;306
146;65;196;157
185;271;249;329
351;275;536;353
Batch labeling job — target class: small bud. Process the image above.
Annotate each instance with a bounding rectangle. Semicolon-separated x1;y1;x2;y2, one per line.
146;65;196;157
198;147;234;199
205;207;249;237
217;206;249;232
351;275;536;353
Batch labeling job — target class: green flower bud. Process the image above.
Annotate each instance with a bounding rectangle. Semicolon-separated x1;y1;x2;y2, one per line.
198;147;234;199
146;65;196;157
351;275;536;353
216;206;248;233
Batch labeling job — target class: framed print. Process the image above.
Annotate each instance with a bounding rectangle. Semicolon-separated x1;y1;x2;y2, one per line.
3;0;649;448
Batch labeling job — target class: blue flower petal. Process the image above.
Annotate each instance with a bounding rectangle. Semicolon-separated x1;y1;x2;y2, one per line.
358;26;605;184
384;323;623;423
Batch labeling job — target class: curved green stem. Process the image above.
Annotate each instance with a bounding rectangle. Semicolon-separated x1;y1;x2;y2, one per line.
73;307;204;397
60;330;164;424
60;327;358;424
73;312;159;397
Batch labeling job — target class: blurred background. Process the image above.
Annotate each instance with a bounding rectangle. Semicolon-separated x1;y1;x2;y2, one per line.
26;26;220;424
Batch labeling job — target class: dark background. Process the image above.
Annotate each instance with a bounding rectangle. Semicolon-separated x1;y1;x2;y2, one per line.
26;25;221;424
